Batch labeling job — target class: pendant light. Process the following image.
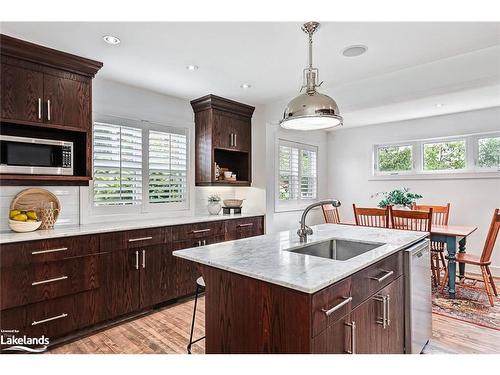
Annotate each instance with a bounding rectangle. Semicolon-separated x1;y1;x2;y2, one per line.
280;22;343;131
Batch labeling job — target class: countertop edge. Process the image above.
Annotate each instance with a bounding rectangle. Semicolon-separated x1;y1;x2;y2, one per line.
0;212;265;244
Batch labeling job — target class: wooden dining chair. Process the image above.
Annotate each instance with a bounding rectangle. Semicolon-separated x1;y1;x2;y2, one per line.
441;209;499;307
390;206;433;232
412;203;451;285
322;204;341;224
352;204;390;228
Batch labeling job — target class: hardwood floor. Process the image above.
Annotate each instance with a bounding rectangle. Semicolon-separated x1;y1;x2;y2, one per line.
49;295;499;354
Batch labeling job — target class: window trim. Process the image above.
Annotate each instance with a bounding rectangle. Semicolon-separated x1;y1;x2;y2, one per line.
275;139;319;213
89;115;191;217
371;131;500;180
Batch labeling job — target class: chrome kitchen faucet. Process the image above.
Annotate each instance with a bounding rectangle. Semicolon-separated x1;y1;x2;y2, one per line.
297;200;341;242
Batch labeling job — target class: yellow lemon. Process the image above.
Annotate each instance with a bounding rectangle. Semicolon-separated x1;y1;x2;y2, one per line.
9;209;21;219
12;213;28;222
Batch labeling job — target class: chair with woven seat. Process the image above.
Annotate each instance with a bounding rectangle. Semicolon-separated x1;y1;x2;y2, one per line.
441;209;499;307
322;203;341;224
412;203;451;286
352;204;390;228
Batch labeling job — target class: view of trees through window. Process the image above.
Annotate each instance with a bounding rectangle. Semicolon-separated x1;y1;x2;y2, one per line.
377;145;412;172
478;137;500;168
423;140;466;170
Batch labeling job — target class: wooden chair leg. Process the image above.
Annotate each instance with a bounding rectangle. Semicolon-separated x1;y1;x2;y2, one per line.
430;254;437;287
435;253;443;285
441;267;449;293
486;266;498;297
439;252;447;271
481;266;495;307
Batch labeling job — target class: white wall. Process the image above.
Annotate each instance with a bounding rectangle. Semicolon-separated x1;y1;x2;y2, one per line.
264;99;330;233
327;107;500;274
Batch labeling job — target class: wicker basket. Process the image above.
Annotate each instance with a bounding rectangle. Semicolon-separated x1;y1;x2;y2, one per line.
223;199;244;208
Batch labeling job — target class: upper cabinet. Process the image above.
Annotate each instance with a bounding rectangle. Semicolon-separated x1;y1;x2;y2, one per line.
191;94;255;186
0;34;102;185
0;34;101;130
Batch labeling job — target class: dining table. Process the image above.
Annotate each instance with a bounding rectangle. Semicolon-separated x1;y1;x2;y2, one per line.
339;220;478;298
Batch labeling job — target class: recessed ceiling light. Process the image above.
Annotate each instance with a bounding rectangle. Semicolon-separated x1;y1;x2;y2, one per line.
240;83;251;89
342;45;368;57
435;103;443;108
103;35;120;45
186;64;199;71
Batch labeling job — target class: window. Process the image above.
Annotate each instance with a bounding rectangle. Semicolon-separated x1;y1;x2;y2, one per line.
423;139;466;171
93;122;143;206
92;119;189;211
477;135;500;169
376;144;413;174
277;140;317;210
373;132;500;178
148;130;188;204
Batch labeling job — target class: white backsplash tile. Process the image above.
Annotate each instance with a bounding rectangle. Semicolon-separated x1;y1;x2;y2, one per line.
0;186;80;231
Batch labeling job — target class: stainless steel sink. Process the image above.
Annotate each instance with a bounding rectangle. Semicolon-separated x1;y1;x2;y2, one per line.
286;239;384;261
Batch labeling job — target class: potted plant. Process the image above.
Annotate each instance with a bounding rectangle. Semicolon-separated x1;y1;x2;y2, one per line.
372;188;423;209
207;194;222;215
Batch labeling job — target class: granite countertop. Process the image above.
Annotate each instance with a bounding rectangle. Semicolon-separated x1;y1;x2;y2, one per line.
173;223;428;294
0;212;265;244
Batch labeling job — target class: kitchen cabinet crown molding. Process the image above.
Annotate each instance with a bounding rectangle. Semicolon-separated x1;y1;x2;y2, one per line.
0;34;103;78
191;94;255;118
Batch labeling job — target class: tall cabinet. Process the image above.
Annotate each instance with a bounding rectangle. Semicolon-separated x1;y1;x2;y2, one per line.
191;94;255;186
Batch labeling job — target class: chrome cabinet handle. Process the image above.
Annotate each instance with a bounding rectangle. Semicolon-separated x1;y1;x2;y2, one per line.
321;296;352;316
237;223;254;228
345;321;356;354
32;275;68;286
47;99;51;121
197;240;201;246
142;250;146;269
38;98;42;119
203;239;207;246
192;229;211;234
386;294;391;326
32;313;68;326
369;270;394;283
374;295;387;328
128;236;153;242
135;251;139;270
32;247;68;255
234;133;237;147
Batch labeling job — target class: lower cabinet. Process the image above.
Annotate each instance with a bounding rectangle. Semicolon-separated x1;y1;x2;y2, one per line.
312;276;404;354
0;216;264;345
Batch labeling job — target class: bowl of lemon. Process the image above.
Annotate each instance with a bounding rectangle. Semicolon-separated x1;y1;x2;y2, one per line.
9;209;42;233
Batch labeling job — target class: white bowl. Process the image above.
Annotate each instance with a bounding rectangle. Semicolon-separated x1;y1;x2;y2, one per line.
223;171;233;178
9;219;42;233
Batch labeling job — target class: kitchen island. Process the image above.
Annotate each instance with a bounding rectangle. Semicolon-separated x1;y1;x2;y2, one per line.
173;223;429;354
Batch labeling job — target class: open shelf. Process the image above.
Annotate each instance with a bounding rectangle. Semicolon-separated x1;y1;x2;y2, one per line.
0;174;91;186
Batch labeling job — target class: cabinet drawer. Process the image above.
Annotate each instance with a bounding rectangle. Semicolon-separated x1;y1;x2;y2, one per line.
99;227;167;250
172;221;225;241
311;277;352;337
0;290;99;341
225;217;264;241
351;251;403;308
1;255;100;310
0;235;99;268
172;234;226;251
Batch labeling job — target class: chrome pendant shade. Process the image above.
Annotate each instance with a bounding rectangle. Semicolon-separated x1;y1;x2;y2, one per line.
280;22;343;131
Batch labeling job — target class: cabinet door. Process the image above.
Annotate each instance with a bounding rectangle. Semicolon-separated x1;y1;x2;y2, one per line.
225;217;264;241
99;249;140;320
231;116;250;152
312;314;354;354
1;63;43;123
351;276;405;354
139;244;176;308
213;112;250;152
43;73;91;129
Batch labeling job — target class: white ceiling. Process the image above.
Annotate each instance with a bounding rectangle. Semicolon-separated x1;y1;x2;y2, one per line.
1;22;499;127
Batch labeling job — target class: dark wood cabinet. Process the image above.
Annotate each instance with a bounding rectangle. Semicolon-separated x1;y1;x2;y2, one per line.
43;72;91;129
225;216;264;241
191;94;254;186
0;61;44;123
312;314;354;354
0;34;102;186
0;216;264;346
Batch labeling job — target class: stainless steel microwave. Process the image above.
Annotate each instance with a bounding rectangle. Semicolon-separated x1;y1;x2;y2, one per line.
0;135;73;175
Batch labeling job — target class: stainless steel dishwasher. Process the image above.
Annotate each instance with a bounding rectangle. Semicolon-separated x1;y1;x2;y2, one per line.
404;239;432;354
